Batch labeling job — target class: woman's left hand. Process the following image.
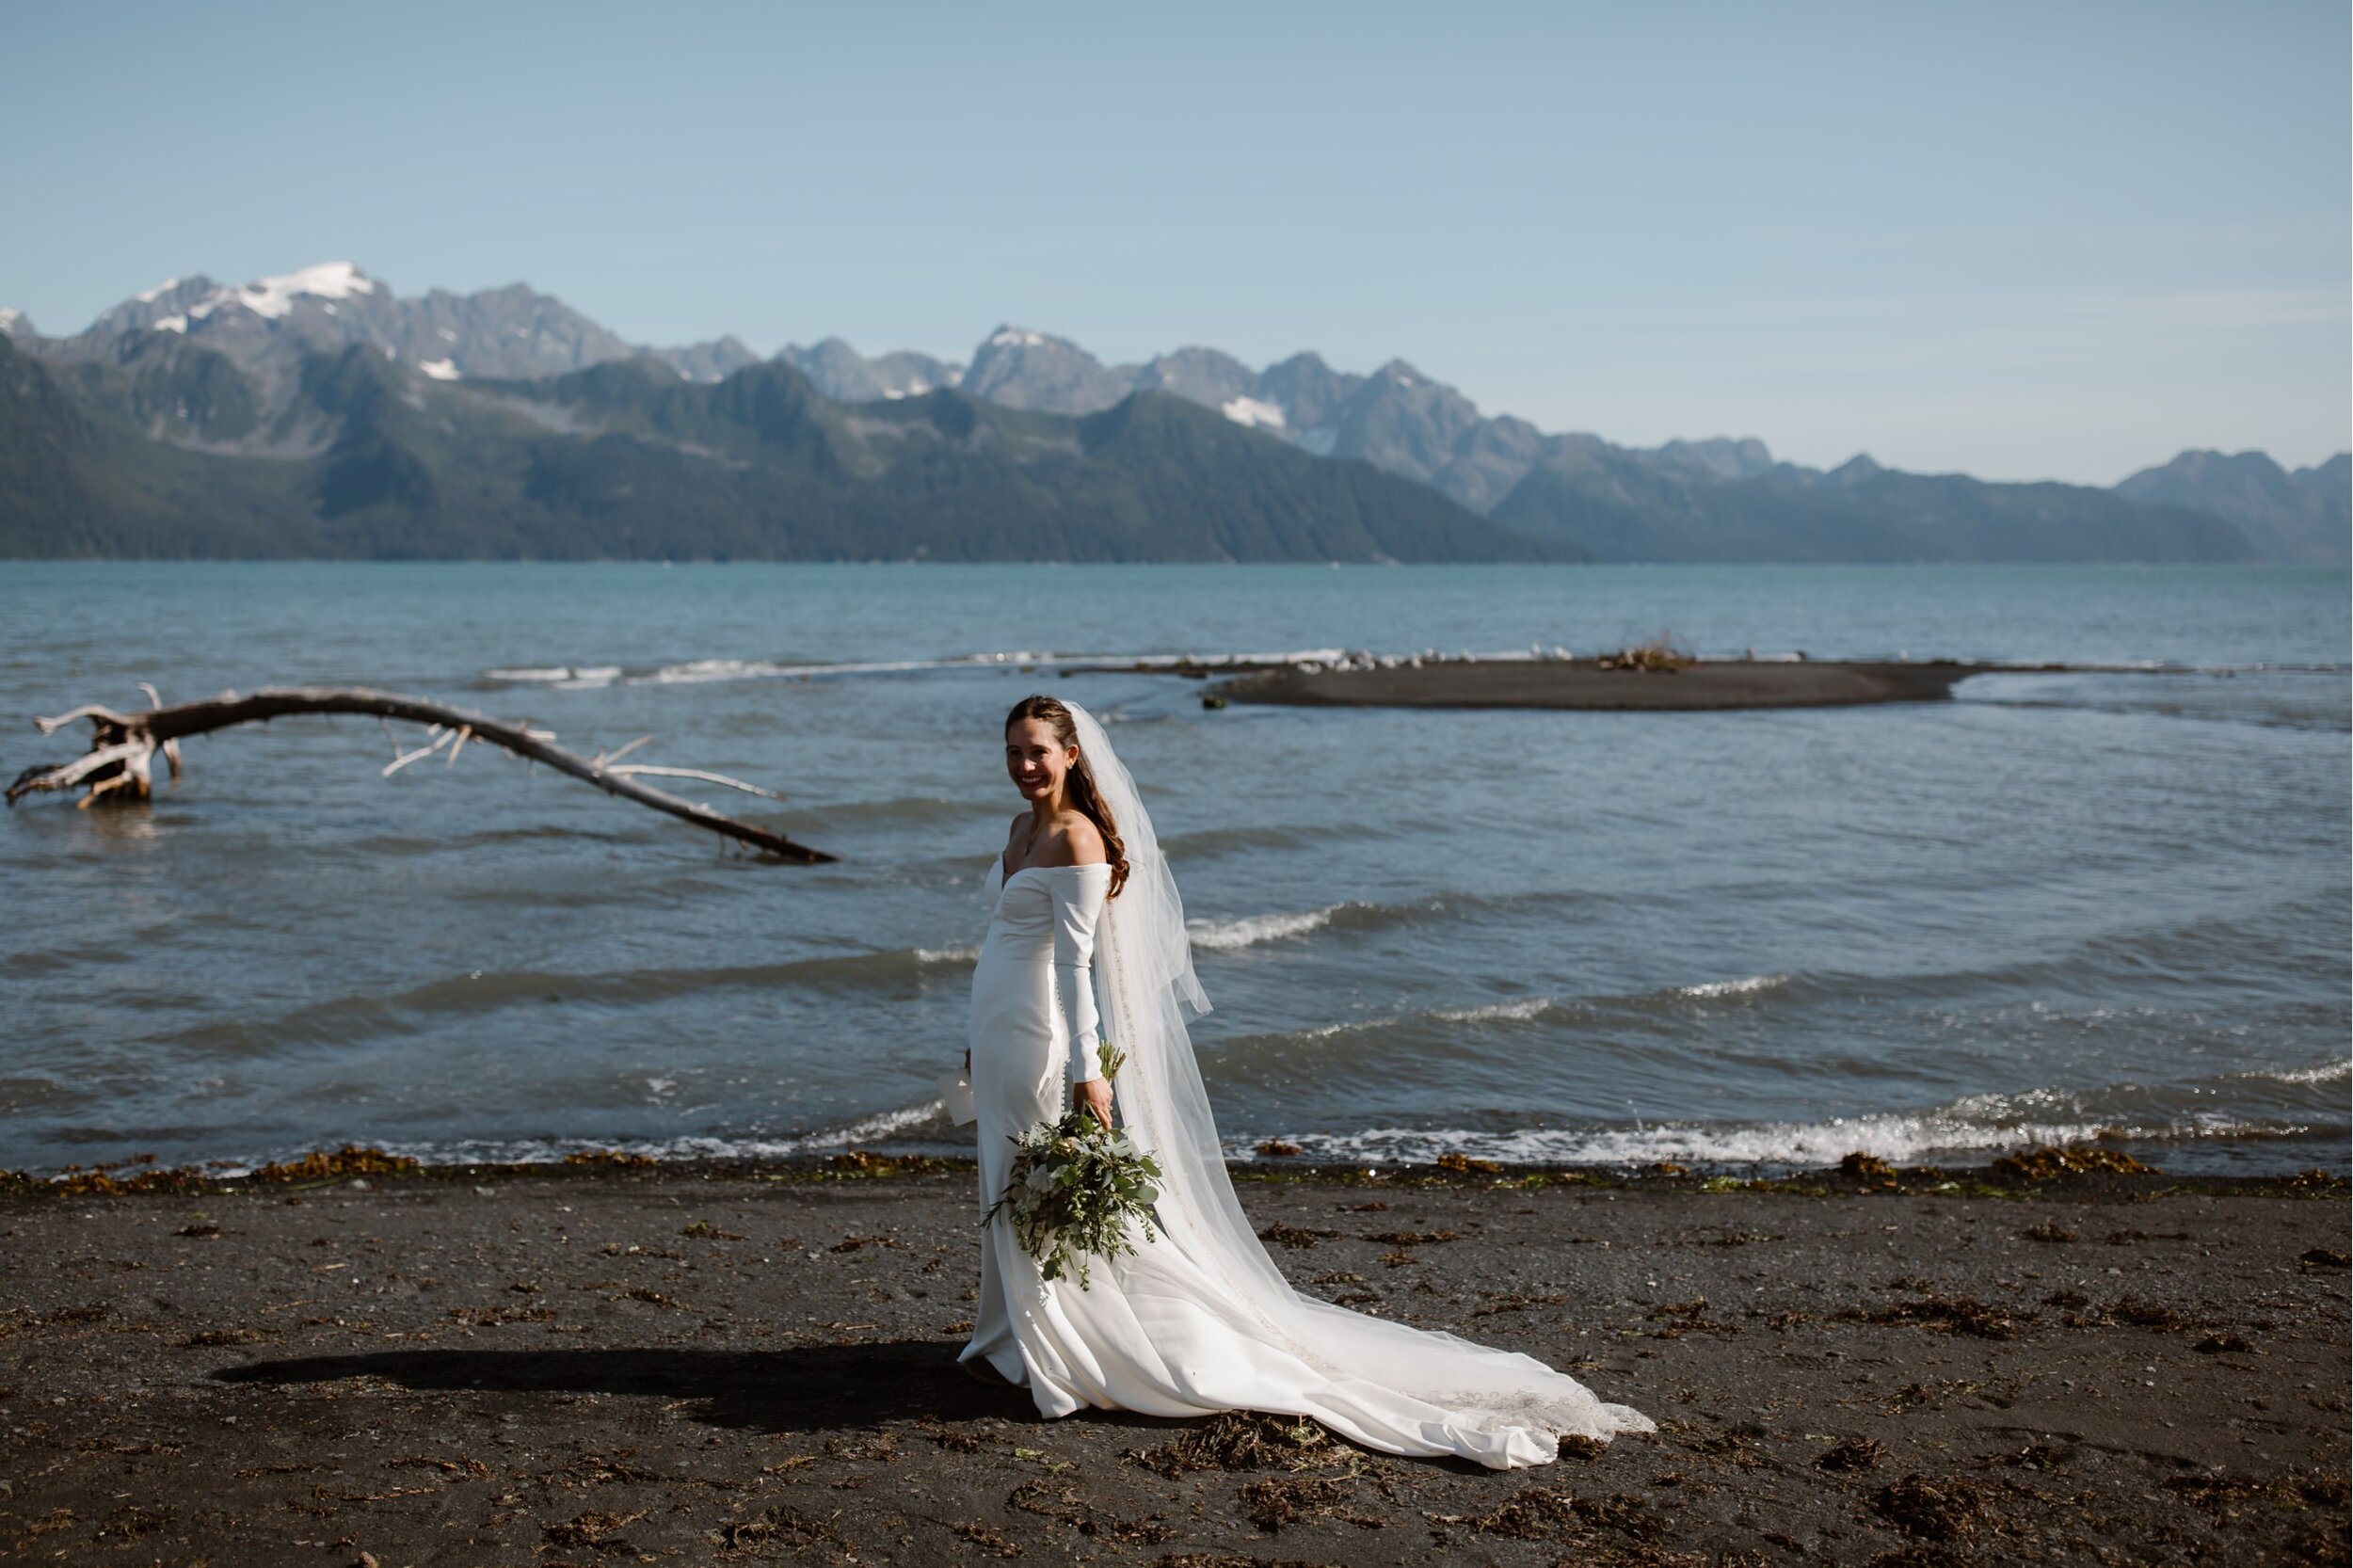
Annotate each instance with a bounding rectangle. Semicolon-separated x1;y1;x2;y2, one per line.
1074;1075;1114;1131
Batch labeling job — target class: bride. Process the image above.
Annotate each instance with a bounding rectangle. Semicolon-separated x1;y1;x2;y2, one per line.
958;694;1656;1469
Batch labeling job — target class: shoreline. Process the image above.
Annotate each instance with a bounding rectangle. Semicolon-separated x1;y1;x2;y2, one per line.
9;1141;2347;1202
1;1155;2343;1565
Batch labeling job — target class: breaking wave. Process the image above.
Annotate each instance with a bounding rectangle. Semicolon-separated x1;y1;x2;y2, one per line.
484;649;1069;691
1187;907;1347;951
2231;1059;2351;1086
201;1099;959;1178
1430;998;1558;1023
1235;1097;2320;1173
1674;974;1789;1000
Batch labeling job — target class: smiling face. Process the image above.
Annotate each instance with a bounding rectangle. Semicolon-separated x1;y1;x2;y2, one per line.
1005;715;1079;804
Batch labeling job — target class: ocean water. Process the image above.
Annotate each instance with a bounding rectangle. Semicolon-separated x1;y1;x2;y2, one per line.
0;562;2345;1178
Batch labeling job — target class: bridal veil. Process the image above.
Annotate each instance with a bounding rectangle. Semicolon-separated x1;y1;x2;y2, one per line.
1061;699;1656;1468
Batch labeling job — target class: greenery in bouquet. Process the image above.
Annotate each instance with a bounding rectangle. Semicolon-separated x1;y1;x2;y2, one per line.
984;1042;1165;1288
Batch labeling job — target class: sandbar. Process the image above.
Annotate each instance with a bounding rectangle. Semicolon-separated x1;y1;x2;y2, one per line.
1211;659;2004;712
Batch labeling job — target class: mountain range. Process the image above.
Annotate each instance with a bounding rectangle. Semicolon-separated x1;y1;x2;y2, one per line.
1;263;2342;564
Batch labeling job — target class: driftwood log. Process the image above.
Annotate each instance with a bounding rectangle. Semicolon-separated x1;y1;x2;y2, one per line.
7;685;832;863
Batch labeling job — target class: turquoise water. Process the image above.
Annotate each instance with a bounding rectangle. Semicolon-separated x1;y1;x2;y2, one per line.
1;563;2345;1176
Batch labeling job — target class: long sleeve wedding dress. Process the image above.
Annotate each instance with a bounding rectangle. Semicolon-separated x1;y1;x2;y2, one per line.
958;706;1656;1470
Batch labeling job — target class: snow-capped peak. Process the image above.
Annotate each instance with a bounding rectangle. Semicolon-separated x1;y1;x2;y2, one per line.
133;277;183;304
193;261;379;324
988;326;1048;349
0;307;22;330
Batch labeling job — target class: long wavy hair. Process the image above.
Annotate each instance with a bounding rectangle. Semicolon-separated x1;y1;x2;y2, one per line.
1005;694;1130;897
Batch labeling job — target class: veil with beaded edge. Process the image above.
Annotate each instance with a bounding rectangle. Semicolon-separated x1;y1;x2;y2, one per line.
1061;699;1657;1469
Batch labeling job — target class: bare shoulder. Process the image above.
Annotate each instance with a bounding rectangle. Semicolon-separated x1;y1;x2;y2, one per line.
1057;812;1107;865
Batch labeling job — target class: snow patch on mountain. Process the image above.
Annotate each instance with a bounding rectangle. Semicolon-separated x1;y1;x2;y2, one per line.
989;327;1048;348
418;359;460;380
1221;395;1288;430
154;314;189;334
192;262;378;324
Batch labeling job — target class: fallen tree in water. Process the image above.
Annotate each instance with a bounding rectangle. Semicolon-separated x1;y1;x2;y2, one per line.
7;685;832;862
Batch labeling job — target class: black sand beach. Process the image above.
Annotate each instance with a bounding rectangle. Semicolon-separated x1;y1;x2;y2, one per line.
1;1153;2344;1566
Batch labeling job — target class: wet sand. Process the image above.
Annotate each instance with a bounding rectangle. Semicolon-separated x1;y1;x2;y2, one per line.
1210;660;2000;712
0;1157;2344;1567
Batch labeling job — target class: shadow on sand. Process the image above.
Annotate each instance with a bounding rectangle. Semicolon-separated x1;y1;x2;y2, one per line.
211;1338;1175;1438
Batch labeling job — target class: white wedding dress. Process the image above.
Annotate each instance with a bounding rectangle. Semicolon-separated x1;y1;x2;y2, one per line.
958;803;1657;1467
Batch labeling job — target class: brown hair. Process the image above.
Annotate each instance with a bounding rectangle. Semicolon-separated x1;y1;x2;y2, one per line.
1005;694;1130;897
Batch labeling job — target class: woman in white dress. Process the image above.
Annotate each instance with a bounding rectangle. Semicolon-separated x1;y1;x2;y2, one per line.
959;694;1656;1470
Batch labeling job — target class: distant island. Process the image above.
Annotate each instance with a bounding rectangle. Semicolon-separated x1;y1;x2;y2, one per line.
3;263;2343;564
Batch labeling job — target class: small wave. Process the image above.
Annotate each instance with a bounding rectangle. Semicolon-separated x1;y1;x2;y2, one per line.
1244;1106;2313;1172
1183;889;1522;953
2233;1059;2352;1086
203;1098;958;1178
1432;998;1558;1023
914;945;980;965
483;650;1065;692
639;650;1064;687
1674;974;1789;1000
1095;647;1353;670
1299;1016;1400;1041
1185;888;1590;956
1188;907;1343;951
1217;970;1799;1063
795;1100;947;1148
483;664;621;689
643;657;847;685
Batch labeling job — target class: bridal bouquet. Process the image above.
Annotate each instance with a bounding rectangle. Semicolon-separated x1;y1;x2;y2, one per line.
984;1042;1164;1288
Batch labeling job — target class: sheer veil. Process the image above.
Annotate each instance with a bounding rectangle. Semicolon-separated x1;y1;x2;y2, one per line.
1064;700;1657;1467
1064;701;1290;1299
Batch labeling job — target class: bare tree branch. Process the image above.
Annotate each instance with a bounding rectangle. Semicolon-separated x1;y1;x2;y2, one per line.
381;728;454;776
591;734;655;768
10;686;832;863
604;764;789;802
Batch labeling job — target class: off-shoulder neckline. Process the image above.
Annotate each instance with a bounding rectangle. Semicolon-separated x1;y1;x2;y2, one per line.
999;860;1111;881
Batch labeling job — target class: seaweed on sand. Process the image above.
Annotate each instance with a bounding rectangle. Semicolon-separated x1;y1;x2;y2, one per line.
1129;1413;1343;1478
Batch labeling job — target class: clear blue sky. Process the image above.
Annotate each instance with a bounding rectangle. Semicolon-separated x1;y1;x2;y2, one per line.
7;1;2345;483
